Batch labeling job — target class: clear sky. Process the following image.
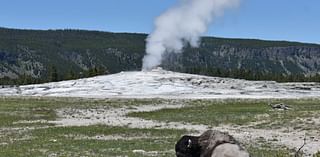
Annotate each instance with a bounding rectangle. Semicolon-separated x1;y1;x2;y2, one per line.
0;0;319;43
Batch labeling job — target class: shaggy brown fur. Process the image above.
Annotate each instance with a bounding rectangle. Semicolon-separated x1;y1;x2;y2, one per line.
175;130;250;157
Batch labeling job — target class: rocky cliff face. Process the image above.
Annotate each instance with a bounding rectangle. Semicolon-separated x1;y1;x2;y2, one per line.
0;49;44;79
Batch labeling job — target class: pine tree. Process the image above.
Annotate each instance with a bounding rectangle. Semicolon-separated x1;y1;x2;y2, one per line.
48;65;58;82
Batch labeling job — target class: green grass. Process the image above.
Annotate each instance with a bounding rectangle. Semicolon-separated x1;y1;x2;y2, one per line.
0;97;319;156
0;124;296;157
131;100;269;126
247;146;293;157
246;137;299;157
0;97;184;157
0;97;162;127
0;125;187;157
129;99;320;130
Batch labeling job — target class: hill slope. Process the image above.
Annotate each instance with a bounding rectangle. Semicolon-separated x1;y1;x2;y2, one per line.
1;27;320;84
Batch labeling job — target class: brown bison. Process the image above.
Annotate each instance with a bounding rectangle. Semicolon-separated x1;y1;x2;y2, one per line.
175;130;250;157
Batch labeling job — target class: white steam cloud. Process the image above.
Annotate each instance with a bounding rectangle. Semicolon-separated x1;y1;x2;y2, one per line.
142;0;239;70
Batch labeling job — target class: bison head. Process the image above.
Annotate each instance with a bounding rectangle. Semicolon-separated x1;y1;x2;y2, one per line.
175;135;201;157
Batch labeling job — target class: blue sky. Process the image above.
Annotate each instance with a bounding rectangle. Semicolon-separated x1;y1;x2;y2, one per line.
0;0;319;43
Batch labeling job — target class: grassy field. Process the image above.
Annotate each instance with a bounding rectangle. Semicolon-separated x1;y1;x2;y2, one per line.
0;97;180;157
129;99;320;130
0;125;186;157
0;97;319;157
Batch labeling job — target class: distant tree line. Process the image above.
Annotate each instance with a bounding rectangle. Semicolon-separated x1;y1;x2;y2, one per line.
0;66;108;86
184;67;320;83
2;66;320;86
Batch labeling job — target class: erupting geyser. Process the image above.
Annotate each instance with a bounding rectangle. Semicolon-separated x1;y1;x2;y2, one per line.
142;0;239;70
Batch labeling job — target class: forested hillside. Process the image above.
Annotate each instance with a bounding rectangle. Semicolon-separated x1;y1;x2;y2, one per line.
0;28;145;85
1;27;320;85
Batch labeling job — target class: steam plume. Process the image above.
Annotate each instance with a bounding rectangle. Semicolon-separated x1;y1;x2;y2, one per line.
142;0;239;70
